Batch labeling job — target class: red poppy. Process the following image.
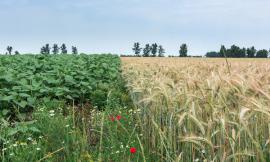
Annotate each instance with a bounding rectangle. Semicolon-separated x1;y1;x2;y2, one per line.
130;147;136;154
116;115;121;120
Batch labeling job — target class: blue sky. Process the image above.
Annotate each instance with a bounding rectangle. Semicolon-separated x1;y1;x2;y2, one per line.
0;0;269;55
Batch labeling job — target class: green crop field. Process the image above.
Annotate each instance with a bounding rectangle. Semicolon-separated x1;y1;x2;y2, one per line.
1;55;270;162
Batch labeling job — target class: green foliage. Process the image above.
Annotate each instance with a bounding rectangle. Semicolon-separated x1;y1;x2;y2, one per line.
158;45;165;57
0;54;124;118
60;44;68;54
40;44;51;55
143;44;151;57
247;46;256;58
6;46;13;55
256;49;268;58
52;44;60;54
206;45;268;58
206;51;220;57
71;46;78;55
0;107;93;162
132;42;142;56
179;43;188;57
151;43;158;57
219;45;226;57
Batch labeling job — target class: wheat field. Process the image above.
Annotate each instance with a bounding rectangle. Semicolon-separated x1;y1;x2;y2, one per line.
121;57;270;162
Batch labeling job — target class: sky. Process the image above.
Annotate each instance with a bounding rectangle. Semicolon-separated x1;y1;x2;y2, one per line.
0;0;269;55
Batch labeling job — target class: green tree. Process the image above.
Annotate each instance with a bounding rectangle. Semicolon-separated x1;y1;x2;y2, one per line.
40;44;50;54
206;51;220;57
256;49;268;58
179;43;188;57
247;46;256;58
40;46;46;54
14;51;20;55
240;48;246;57
143;44;151;57
151;43;158;57
132;42;142;56
61;44;68;54
158;45;165;57
219;45;226;57
72;46;78;54
228;45;241;57
45;44;50;54
6;46;13;55
52;44;60;54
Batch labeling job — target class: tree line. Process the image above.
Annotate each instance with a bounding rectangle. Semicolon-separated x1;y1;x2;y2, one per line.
122;42;189;57
40;44;78;55
206;45;269;58
1;44;78;55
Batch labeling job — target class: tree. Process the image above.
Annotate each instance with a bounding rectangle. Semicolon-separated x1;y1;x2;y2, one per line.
228;45;241;57
45;44;50;54
61;44;68;54
179;44;188;57
247;46;256;58
151;43;158;57
240;48;246;57
40;46;46;54
14;51;20;55
40;44;50;54
158;45;165;57
206;51;220;57
219;45;226;57
72;46;78;54
256;49;268;58
143;44;151;57
52;44;60;54
6;46;13;55
132;42;142;56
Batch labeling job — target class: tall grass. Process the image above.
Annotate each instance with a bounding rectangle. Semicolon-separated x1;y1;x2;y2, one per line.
121;57;270;161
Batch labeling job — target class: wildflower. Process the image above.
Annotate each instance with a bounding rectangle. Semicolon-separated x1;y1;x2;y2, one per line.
130;147;136;154
116;115;121;121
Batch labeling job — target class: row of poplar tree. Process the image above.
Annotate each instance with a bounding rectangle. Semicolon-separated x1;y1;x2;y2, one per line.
40;44;78;55
2;44;78;55
125;42;188;57
206;45;269;58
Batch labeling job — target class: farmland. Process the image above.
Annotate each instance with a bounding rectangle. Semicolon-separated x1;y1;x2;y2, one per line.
0;54;130;161
121;57;270;161
1;55;270;161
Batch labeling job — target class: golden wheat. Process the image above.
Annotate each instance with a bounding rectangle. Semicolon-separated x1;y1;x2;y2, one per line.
121;57;270;162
